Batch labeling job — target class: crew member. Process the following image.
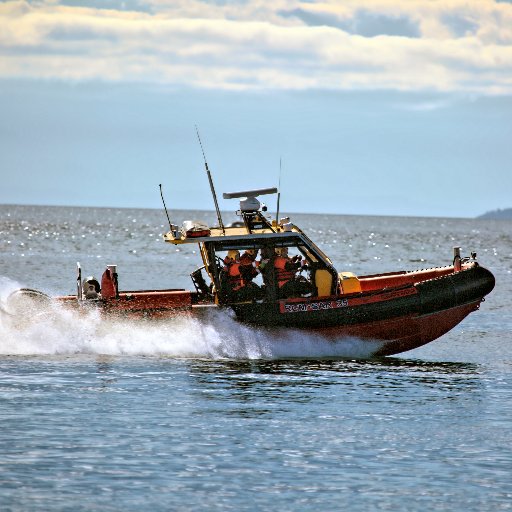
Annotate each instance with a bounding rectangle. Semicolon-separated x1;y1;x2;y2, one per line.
222;250;243;297
239;249;259;285
274;247;311;298
238;249;263;300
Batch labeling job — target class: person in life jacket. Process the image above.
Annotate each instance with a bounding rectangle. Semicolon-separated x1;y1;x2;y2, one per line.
222;250;243;294
239;249;264;300
274;247;312;298
239;249;259;285
221;249;263;302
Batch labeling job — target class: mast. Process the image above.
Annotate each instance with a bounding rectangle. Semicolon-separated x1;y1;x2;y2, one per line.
195;126;225;234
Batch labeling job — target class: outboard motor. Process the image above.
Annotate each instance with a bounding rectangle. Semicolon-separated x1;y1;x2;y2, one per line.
82;276;101;300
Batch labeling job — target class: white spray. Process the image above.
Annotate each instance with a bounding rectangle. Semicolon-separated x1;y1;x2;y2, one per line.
0;277;384;359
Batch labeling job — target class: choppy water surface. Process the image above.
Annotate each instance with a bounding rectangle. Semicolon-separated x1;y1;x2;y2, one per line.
1;205;511;511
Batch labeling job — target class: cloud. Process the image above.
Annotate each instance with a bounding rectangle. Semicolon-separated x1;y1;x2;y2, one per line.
282;7;421;38
1;0;512;94
58;0;152;13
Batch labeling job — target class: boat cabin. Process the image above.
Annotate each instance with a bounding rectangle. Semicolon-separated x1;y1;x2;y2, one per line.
163;188;353;305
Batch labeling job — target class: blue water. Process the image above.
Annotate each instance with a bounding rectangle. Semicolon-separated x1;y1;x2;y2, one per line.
1;205;511;510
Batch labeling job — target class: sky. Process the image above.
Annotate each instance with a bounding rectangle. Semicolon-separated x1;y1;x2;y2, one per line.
1;0;512;218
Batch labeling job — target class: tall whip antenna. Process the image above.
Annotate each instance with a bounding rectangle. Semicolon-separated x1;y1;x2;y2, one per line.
275;157;282;226
159;183;173;231
195;125;225;234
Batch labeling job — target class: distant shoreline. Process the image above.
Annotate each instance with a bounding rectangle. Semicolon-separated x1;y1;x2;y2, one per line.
1;202;511;220
477;208;512;220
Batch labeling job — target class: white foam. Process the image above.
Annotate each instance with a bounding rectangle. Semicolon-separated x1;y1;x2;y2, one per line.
0;278;384;359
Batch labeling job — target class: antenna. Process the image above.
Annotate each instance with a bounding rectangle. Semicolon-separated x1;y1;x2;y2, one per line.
159;183;172;231
275;157;282;225
195;126;225;234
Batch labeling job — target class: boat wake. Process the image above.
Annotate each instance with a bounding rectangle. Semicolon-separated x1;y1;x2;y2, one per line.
0;278;384;359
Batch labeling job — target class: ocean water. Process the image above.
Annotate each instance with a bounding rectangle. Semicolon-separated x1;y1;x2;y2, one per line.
0;205;511;511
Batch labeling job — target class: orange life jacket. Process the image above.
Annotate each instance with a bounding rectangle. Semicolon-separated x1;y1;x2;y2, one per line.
225;262;244;290
274;256;297;287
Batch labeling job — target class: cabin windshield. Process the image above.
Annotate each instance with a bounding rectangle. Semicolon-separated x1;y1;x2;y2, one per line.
201;236;338;304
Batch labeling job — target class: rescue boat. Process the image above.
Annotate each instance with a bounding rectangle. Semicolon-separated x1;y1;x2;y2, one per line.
2;187;495;357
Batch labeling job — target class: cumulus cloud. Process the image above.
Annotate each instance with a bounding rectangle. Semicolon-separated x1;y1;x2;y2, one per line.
1;0;512;93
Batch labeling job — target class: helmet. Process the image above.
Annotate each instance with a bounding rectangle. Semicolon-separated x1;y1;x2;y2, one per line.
275;247;288;257
239;253;253;265
224;250;240;263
